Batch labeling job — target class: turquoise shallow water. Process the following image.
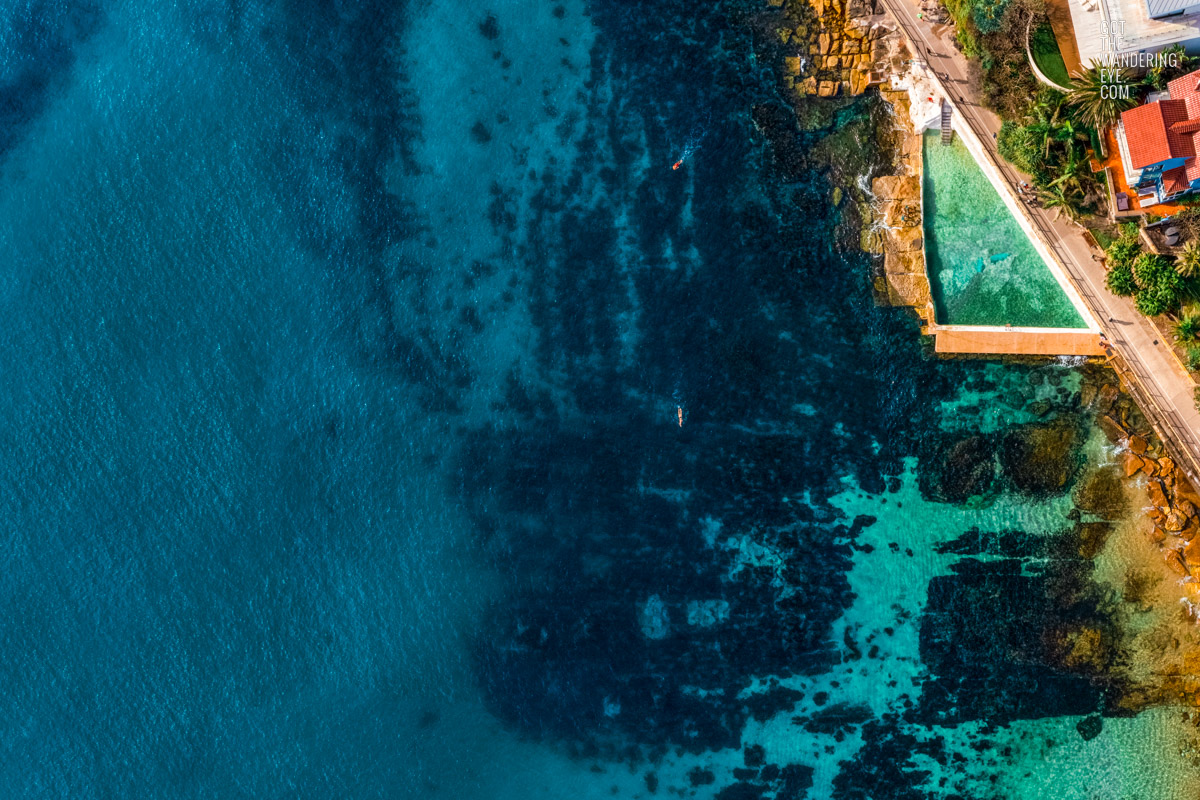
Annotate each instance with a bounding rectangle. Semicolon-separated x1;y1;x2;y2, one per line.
0;1;1195;797
922;131;1088;328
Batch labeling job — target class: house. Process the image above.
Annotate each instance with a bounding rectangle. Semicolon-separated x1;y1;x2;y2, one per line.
1116;68;1200;203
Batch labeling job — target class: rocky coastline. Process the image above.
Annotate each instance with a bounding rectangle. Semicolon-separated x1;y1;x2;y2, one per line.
762;0;1200;721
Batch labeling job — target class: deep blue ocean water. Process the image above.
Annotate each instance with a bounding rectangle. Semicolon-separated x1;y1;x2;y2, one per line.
0;1;1196;798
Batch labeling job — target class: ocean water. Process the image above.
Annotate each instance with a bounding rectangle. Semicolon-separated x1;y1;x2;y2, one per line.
0;1;1197;798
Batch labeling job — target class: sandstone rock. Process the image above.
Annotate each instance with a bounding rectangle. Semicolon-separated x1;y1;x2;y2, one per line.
1150;526;1167;544
1123;453;1146;477
1160;457;1177;477
1182;517;1200;541
1080;384;1097;408
850;68;869;96
1129;434;1148;454
1165;511;1189;532
841;39;857;55
1149;508;1168;525
818;33;831;54
802;76;818;94
1186;536;1200;566
784;56;802;76
1148;479;1169;509
778;28;791;44
818;80;838;97
1166;548;1191;576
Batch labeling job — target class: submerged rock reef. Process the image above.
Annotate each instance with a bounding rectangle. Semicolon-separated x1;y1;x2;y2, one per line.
454;0;1200;796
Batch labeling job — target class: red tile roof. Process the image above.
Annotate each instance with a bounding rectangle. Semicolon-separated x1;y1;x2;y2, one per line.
1171;119;1200;134
1117;70;1200;197
1123;101;1181;168
1163;166;1190;196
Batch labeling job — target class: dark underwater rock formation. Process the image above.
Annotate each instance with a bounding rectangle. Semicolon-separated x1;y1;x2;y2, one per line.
919;434;997;504
1000;421;1081;497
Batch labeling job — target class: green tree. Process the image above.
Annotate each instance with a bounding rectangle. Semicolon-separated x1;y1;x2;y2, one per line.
1131;253;1185;316
1177;239;1200;278
973;0;1012;32
1105;232;1141;296
1038;185;1079;220
1106;260;1138;296
1175;310;1200;342
997;120;1044;174
1068;62;1138;130
1049;144;1090;198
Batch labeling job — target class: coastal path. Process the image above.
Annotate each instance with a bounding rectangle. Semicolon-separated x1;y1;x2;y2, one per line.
874;0;1200;488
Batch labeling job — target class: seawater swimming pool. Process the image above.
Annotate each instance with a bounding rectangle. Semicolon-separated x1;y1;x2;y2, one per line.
922;130;1088;328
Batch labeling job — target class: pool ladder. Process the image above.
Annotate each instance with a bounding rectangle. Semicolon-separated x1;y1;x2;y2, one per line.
940;100;953;145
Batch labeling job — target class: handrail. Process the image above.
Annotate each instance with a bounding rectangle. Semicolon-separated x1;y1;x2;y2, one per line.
876;0;1200;488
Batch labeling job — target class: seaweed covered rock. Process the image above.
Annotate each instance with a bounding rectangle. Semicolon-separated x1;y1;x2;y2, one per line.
1072;465;1127;520
919;434;997;503
1000;422;1081;496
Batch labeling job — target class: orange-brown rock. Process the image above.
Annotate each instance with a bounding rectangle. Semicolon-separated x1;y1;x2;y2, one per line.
1129;434;1148;454
1150;526;1167;544
1165;511;1189;532
1165;549;1191;576
1160;457;1176;477
1186;537;1200;566
1182;517;1200;540
1123;453;1146;477
1148;479;1169;509
1149;508;1168;525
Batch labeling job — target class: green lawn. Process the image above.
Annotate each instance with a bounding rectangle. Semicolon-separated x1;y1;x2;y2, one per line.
1030;24;1072;88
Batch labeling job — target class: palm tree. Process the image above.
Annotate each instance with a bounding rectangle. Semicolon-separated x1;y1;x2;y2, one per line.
1068;62;1138;131
1038;186;1080;220
1174;310;1200;342
1177;239;1200;278
1050;144;1090;198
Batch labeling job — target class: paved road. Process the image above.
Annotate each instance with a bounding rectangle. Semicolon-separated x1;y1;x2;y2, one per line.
875;0;1200;482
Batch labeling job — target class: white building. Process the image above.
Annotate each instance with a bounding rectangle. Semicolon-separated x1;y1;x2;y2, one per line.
1067;0;1200;67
